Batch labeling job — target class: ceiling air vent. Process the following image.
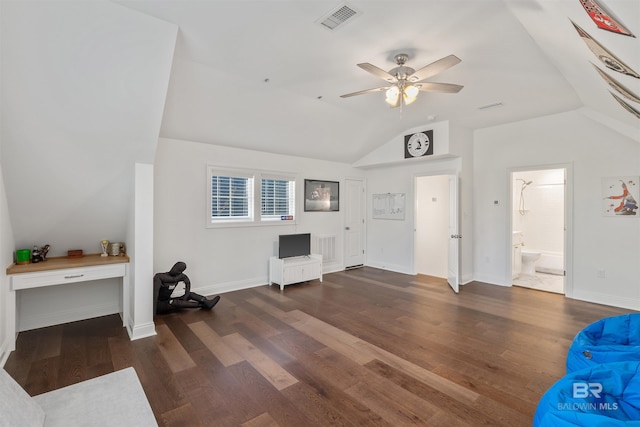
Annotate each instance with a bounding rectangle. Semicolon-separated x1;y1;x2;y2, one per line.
317;3;360;31
478;101;504;110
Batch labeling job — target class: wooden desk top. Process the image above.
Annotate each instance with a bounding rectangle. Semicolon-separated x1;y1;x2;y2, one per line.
6;254;130;275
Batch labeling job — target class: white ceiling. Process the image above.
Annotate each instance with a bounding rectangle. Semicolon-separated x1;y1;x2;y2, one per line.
116;0;640;163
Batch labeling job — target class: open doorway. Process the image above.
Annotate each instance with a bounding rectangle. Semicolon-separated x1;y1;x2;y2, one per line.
415;174;459;292
415;175;449;277
511;167;567;294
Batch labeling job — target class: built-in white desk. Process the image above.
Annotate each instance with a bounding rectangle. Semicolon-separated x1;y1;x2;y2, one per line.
5;254;130;352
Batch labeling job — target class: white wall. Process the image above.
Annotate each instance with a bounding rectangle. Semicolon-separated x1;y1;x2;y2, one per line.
154;138;365;296
474;110;640;310
0;1;10;365
353;121;451;168
0;161;16;365
0;1;177;333
1;0;177;254
126;163;155;340
358;121;474;283
365;157;463;274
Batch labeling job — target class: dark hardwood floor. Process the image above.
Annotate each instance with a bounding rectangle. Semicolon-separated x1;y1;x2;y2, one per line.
4;267;632;426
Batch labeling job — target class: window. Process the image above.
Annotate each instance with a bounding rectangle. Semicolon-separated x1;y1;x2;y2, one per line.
207;166;296;227
261;177;295;220
210;175;253;220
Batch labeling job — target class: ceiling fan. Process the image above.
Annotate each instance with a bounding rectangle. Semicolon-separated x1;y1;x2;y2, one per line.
340;53;463;107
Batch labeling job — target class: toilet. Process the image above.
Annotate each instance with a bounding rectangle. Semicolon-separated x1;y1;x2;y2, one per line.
521;250;541;276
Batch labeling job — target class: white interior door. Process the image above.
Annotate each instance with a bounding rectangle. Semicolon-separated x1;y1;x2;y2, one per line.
447;175;460;293
344;178;365;268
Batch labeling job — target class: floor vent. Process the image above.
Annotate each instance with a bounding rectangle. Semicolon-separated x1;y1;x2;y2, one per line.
317;3;360;31
313;235;337;262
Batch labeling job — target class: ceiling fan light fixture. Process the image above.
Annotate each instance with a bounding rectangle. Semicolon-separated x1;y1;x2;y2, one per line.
403;84;419;104
403;93;417;105
385;86;400;105
404;84;419;98
342;53;463;108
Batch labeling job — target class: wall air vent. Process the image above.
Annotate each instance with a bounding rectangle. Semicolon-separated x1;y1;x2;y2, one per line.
317;3;360;31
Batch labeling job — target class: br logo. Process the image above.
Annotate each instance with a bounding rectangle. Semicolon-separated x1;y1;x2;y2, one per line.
573;382;603;398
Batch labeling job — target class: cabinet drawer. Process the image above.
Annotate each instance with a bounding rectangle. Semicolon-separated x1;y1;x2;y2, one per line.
11;264;126;291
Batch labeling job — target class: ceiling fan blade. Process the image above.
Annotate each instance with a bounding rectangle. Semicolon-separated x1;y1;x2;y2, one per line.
409;54;461;82
416;82;464;93
357;63;397;83
340;86;389;98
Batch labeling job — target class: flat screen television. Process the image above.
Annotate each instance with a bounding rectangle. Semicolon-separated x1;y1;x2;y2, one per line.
278;233;311;259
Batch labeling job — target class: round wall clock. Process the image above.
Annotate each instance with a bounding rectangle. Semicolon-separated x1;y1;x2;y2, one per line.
404;129;434;158
407;132;430;157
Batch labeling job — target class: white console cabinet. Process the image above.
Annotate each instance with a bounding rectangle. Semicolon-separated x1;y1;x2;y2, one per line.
269;254;322;291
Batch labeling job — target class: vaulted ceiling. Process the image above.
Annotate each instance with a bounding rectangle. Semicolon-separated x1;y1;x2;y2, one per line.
1;0;638;257
116;0;639;163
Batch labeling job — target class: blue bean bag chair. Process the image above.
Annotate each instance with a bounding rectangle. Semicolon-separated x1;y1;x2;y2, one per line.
567;314;640;373
534;361;640;426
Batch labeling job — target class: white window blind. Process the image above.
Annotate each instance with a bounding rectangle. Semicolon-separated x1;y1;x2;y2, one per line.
207;166;296;227
261;177;295;220
209;169;254;223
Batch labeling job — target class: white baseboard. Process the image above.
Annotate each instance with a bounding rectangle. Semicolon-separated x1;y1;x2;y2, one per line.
461;273;474;285
127;321;156;341
569;289;640;311
194;276;268;296
472;273;511;287
193;269;344;296
0;340;10;368
365;261;412;275
323;264;344;275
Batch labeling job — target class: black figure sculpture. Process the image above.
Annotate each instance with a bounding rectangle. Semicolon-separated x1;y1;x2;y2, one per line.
153;261;220;314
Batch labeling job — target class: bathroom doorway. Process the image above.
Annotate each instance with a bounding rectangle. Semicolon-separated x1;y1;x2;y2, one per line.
510;167;569;294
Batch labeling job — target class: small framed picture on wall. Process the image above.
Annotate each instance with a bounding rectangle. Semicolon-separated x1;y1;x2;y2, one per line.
304;179;339;212
602;176;638;217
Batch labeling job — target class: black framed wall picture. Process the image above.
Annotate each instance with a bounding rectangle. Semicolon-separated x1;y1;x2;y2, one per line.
304;179;339;211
